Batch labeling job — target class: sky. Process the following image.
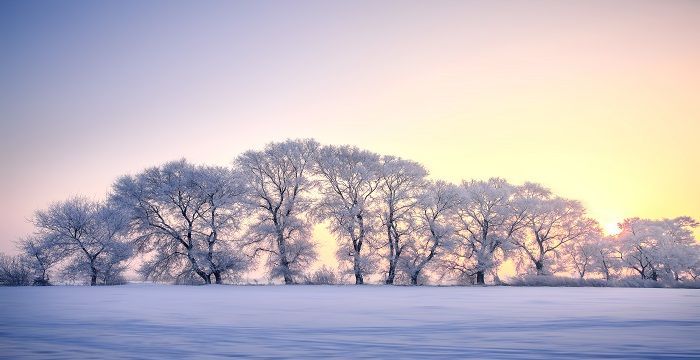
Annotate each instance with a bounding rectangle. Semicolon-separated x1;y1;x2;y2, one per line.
1;0;699;258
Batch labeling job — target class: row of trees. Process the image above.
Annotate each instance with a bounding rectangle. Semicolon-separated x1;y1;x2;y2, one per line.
3;139;699;286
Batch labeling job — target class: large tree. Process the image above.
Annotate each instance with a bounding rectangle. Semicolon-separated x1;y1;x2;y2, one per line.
313;145;381;284
377;156;427;284
32;197;132;285
111;160;249;284
236;139;319;284
449;178;526;285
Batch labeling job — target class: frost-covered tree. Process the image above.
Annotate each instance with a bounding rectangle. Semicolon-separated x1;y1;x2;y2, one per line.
18;235;59;285
312;145;381;284
306;265;338;285
32;198;132;285
589;236;622;281
448;178;526;285
561;234;603;279
111;160;249;284
376;156;427;284
511;183;600;276
194;166;252;284
684;253;700;281
236;139;319;284
617;217;699;281
0;253;32;286
399;180;459;285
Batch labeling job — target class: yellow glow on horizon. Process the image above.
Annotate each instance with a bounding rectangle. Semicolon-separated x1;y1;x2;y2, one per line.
603;222;622;237
2;1;699;257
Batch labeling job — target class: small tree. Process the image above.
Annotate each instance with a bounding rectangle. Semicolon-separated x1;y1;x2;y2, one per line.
0;253;32;286
400;180;459;285
32;198;132;286
590;237;622;281
562;236;602;279
306;266;338;285
18;236;59;285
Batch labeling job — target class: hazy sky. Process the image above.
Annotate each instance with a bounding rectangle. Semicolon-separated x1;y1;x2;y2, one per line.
1;1;699;255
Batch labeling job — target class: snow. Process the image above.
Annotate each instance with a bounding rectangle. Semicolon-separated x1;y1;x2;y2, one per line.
1;285;699;359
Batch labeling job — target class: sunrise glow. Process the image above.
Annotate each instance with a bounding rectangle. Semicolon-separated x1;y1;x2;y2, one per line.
2;2;699;358
604;222;622;236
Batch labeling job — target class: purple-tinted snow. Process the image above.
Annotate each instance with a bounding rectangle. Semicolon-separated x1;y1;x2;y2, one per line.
1;285;698;359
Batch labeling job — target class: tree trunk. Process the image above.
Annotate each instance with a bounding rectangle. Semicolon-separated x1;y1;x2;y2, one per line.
354;272;364;285
196;270;211;284
90;262;98;286
214;271;222;284
410;272;419;285
535;260;544;275
353;248;364;285
276;232;294;285
476;271;485;285
385;260;396;285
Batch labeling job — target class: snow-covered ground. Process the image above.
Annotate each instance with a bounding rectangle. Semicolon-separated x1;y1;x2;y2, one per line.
1;285;698;359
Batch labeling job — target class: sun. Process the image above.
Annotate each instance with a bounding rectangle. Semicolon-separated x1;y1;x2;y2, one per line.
603;222;622;236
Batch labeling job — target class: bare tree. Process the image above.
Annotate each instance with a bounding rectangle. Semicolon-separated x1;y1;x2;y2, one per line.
236;139;319;284
377;156;427;284
110;160;249;284
400;180;459;285
32;197;132;285
312;145;381;284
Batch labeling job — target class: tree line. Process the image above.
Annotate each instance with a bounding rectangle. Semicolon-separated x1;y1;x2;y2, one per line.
2;139;698;286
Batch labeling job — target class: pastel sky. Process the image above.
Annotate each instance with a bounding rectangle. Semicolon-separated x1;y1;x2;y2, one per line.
1;1;699;255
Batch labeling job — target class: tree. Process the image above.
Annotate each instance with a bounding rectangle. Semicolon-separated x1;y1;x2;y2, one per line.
617;217;699;281
312;145;381;284
377;156;427;284
562;236;602;279
18;235;59;285
111;160;249;284
195;166;252;284
589;236;622;281
236;139;319;284
399;180;459;285
0;253;32;286
511;183;600;276
32;197;132;285
684;253;700;281
449;178;526;285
